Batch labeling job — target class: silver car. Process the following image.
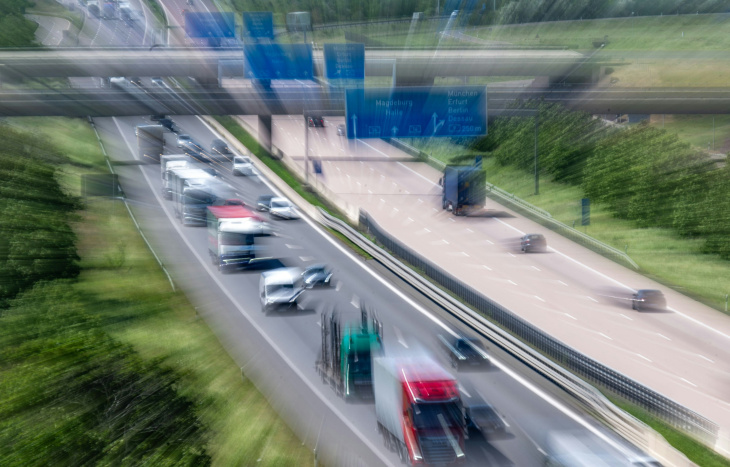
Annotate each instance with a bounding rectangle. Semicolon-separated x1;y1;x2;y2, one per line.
269;197;300;220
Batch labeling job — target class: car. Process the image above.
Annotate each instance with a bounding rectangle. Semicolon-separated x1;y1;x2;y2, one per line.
256;194;275;211
632;289;666;311
301;264;333;288
151;77;164;86
520;233;547;253
150;114;166;122
269;197;300;220
259;267;304;313
308;116;324;127
128;76;141;86
337;124;346;136
211;138;232;158
465;403;509;437
438;334;490;369
158;118;179;133
176;133;192;147
233;155;254;176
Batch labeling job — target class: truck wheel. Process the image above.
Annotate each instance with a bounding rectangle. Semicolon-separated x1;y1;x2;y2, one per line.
446;201;454;212
398;441;411;465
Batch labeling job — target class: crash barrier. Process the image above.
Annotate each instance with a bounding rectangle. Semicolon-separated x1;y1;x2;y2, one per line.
328;210;719;465
388;137;639;270
206;115;704;464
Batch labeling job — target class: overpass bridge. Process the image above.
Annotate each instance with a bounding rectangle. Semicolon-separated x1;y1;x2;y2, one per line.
2;86;730;118
0;47;603;86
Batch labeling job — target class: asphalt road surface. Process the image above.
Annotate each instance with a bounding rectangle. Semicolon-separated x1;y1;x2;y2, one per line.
89;113;652;466
269;115;730;451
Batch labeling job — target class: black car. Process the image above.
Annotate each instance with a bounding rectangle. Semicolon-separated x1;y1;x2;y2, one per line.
158;118;179;133
301;264;333;288
211;138;232;158
521;233;547;253
438;335;490;369
308;116;324;127
150;114;166;122
632;289;666;311
465;403;509;437
256;194;275;212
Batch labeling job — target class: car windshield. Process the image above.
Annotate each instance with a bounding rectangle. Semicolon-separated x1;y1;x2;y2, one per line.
183;189;213;204
234;157;250;164
348;351;371;374
179;135;191;141
271;200;289;208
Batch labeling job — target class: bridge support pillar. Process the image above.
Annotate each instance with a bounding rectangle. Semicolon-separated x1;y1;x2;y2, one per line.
258;115;272;156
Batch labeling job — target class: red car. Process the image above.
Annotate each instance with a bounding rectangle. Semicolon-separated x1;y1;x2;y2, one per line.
307;116;324;127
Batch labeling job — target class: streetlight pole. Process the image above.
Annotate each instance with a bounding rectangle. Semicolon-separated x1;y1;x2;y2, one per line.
304;115;309;185
534;112;539;195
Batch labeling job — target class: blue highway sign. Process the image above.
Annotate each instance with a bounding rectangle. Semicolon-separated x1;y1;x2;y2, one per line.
345;86;487;139
243;12;274;40
324;43;365;80
244;44;313;80
184;12;235;38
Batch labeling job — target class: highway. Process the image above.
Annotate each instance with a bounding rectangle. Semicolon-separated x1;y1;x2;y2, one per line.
91;112;655;466
267;114;730;449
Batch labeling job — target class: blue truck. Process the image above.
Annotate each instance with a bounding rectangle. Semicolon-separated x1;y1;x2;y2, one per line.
439;157;486;216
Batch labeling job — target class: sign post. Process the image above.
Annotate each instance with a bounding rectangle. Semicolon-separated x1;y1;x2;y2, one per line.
345;86;487;139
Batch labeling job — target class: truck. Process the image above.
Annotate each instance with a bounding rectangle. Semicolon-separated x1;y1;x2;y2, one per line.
374;357;467;465
439;157;485;216
169;168;216;226
317;305;383;399
136;124;164;163
207;204;267;272
160;154;189;199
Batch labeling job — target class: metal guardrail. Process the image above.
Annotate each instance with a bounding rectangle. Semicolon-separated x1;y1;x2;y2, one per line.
316;208;699;465
483;183;640;270
388;137;639;270
352;210;717;453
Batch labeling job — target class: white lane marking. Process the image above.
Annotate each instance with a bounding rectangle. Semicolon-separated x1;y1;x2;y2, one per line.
586;296;598;303
448;218;456;222
358;139;436;185
482;265;492;271
393;326;409;348
698;355;714;363
458;385;472;398
508;252;515;257
599;332;613;341
350;294;360;308
565;313;577;320
508;280;518;286
285;244;302;249
531;266;541;271
111;117;394;466
534;295;545;302
299;256;314;262
636;354;652;363
316;321;321;327
620;314;633;321
367;189;373;194
417;198;423;204
681;378;697;387
335;281;342;292
489;216;730;341
460;252;470;257
466;228;474;233
558;280;568;286
443;239;450;244
485;239;494;245
657;333;671;341
196;117;646;457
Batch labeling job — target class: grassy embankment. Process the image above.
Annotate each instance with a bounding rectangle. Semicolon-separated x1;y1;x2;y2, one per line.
26;0;85;36
415;138;730;314
16;117;314;466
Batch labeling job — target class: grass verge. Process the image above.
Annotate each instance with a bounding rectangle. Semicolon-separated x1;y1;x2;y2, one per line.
213;115;373;260
414;138;730;314
13;116;314;466
27;0;85;32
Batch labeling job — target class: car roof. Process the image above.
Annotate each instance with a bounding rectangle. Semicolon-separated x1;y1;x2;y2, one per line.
271;197;289;203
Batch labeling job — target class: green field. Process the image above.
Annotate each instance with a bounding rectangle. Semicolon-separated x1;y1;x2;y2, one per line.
415;138;730;314
648;114;730;153
15;117;314;466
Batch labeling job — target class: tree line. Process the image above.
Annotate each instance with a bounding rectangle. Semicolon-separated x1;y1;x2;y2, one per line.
0;0;38;47
0;124;211;465
472;104;730;260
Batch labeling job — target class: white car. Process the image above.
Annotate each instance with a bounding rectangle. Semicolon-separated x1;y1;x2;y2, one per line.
259;267;304;312
232;155;254;176
269;197;300;220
